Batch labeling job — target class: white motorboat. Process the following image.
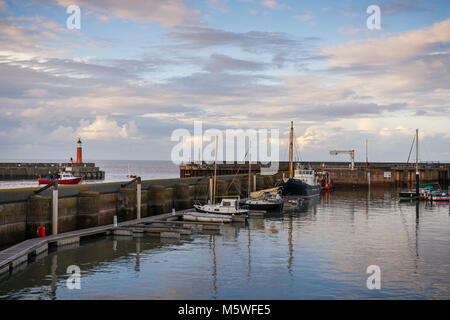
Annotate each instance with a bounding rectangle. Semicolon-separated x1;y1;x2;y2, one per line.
194;198;249;216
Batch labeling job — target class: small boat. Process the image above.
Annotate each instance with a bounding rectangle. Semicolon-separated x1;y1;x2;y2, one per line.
38;172;82;185
428;190;450;202
182;212;232;223
316;171;334;191
240;188;283;211
241;198;283;211
126;162;137;178
399;182;442;200
194;198;249;216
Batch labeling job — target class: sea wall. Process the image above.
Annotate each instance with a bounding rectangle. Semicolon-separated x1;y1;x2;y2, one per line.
0;174;276;248
0;163;104;180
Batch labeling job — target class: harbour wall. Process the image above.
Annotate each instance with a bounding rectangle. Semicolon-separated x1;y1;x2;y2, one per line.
0;173;279;248
181;162;449;187
0;163;104;180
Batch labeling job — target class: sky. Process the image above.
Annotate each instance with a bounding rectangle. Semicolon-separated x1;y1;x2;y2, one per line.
0;0;449;162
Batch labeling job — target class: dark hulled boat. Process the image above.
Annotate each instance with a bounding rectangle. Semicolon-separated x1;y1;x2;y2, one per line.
241;198;283;211
282;121;322;199
282;169;322;198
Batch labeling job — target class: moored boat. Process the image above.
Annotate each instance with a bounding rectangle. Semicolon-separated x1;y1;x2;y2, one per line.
240;187;284;211
282;168;322;198
38;172;82;185
399;182;442;200
194;198;249;216
429;190;450;202
241;198;283;211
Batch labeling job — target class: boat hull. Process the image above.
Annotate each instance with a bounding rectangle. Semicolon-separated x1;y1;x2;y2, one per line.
38;178;82;185
241;201;283;212
282;178;321;198
193;204;248;216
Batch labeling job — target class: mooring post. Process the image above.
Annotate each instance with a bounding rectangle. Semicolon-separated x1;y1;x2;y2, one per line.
253;174;256;192
137;177;142;220
367;172;371;186
52;181;58;235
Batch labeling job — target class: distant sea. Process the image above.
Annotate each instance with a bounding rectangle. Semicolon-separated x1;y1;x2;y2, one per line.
0;160;179;189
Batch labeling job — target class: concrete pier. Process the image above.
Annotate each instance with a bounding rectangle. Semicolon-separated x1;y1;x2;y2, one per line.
180;161;450;187
0;174;262;248
0;162;105;180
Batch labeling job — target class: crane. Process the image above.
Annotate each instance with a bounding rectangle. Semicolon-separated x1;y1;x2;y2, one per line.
329;150;355;170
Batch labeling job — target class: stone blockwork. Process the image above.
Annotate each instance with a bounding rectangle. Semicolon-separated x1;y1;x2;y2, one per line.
0;174;274;248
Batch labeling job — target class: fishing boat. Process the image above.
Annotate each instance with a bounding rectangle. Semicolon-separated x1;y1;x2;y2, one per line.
399;182;441;200
281;122;322;199
194;198;249;216
38;172;82;185
316;170;334;191
283;167;322;198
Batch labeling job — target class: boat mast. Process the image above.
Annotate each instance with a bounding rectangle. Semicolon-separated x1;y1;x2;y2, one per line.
415;129;419;197
213;135;218;205
248;141;251;198
289;121;294;179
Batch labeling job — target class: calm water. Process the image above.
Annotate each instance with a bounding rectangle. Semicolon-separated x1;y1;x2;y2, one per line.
0;160;179;189
0;188;449;299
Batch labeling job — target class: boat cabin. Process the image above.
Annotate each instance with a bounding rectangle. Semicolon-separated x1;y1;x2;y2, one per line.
293;169;318;185
220;199;238;209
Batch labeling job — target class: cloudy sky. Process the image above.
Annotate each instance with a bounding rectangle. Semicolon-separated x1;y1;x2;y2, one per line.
0;0;449;162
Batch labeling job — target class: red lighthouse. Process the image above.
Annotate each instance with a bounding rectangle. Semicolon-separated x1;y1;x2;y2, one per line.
76;138;83;164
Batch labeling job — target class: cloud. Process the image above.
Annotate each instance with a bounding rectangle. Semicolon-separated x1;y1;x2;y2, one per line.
52;0;200;27
78;116;138;140
0;0;8;11
260;0;285;9
338;26;360;35
382;1;433;15
323;19;450;67
204;53;267;73
294;13;316;25
165;26;310;52
20;107;45;117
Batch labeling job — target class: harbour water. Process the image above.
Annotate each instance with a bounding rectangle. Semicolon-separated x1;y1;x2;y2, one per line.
0;188;449;300
0;160;179;189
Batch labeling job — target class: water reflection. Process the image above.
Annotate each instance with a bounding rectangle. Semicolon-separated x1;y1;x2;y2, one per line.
0;188;449;299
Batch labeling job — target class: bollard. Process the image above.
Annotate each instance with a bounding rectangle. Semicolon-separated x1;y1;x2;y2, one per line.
137;177;142;220
253;174;256;192
172;208;176;214
52;181;58;235
114;216;118;227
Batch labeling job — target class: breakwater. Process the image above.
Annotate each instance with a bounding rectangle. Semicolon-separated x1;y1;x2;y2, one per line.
180;161;450;187
0;163;104;180
0;173;279;248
